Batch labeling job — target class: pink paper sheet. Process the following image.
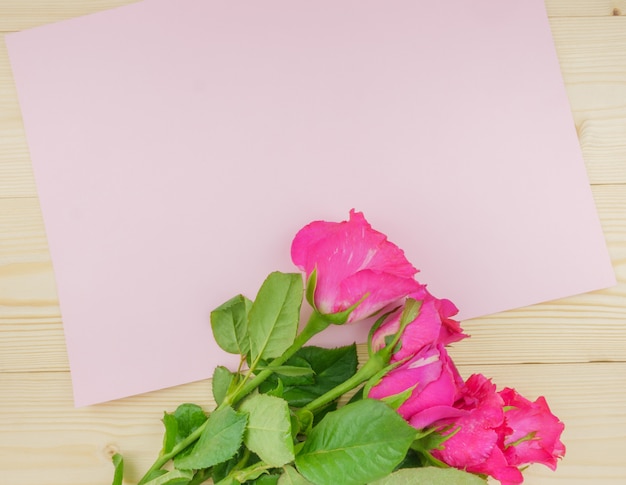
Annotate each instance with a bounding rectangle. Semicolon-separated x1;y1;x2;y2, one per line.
6;0;615;406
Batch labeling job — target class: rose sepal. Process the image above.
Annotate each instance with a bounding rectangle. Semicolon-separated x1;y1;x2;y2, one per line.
304;268;318;310
305;267;369;325
370;298;422;362
320;295;368;325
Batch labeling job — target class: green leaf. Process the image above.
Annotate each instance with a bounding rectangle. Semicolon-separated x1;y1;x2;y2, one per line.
214;478;238;485
278;466;314;485
265;345;357;408
143;469;194;485
212;449;245;484
259;356;314;390
212;366;236;406
162;413;178;455
266;378;285;399
174;405;247;470
394;448;426;469
248;272;303;363
239;394;295;467
253;474;281;485
368;467;488;485
143;470;169;483
258;364;315;378
295;399;416;485
211;295;253;355
162;403;208;455
189;469;213;484
111;453;124;485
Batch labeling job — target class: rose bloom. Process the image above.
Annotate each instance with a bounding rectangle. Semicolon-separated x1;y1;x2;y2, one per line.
499;387;566;472
291;210;421;323
368;344;466;429
432;374;565;485
368;290;468;429
371;286;467;362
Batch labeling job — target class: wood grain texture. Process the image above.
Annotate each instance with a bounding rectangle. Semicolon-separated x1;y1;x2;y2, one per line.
0;38;37;198
550;17;626;184
0;372;215;485
1;1;625;484
546;1;626;17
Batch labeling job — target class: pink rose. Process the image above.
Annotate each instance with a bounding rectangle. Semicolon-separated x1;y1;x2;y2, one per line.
371;286;467;362
368;344;465;429
291;210;421;323
432;375;565;485
499;388;566;471
432;374;524;485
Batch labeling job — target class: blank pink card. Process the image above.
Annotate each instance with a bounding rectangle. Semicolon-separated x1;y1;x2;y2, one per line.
7;0;615;406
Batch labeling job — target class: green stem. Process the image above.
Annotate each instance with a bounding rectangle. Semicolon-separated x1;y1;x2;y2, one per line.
137;423;207;485
231;461;273;483
301;353;386;414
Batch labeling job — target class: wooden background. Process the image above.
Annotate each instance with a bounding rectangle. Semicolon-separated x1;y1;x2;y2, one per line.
1;1;625;484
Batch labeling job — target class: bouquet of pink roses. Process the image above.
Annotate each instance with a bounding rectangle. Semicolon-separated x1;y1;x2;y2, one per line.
112;210;565;485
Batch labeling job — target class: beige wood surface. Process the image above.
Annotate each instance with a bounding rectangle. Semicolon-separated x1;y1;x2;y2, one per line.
1;1;625;484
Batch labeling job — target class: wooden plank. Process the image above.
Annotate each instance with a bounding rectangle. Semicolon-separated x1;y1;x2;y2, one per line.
0;197;50;265
1;184;624;373
0;371;214;485
546;1;626;17
0;363;624;484
0;130;35;198
551;17;626;85
0;197;62;371
577;118;626;185
0;38;37;198
550;17;626;185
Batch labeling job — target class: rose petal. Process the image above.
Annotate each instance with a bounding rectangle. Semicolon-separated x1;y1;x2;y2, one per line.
291;210;420;321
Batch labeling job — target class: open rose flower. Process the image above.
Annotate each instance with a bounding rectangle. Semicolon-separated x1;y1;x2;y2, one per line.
431;374;565;485
371;286;467;362
291;210;421;323
432;374;524;485
499;388;566;471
